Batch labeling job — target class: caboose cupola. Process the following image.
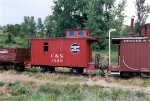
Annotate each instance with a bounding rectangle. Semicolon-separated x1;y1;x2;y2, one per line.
66;29;90;38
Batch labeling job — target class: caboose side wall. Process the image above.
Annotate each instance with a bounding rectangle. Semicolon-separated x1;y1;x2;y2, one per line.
30;38;92;68
120;40;150;72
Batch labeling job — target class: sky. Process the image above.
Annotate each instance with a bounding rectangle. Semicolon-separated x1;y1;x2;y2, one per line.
124;0;150;25
0;0;54;26
0;0;150;26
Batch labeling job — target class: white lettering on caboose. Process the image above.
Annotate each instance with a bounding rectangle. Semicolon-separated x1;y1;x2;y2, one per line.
50;54;64;63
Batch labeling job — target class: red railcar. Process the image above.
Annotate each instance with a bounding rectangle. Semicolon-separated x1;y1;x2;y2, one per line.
29;29;100;73
110;18;150;76
0;48;28;70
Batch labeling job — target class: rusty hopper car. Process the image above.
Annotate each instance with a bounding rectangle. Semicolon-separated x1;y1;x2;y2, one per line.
0;48;28;71
110;18;150;77
28;29;100;74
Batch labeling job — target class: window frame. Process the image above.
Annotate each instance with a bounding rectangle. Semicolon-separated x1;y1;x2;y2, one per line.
78;31;84;37
69;31;74;37
43;42;48;52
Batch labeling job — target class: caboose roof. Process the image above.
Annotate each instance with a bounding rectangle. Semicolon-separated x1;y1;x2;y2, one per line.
112;36;148;44
30;37;98;42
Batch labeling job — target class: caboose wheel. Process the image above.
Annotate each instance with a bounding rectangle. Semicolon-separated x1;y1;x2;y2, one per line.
0;66;3;70
3;65;10;70
15;64;25;71
78;68;83;74
6;66;10;70
120;72;130;78
71;68;83;74
48;67;55;73
141;72;150;78
40;67;48;72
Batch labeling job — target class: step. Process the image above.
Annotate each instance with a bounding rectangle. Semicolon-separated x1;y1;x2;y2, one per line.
111;71;120;75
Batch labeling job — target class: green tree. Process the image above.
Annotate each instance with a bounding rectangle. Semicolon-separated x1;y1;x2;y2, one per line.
52;0;88;37
86;0;126;50
5;33;15;44
44;15;57;37
112;0;126;36
134;0;150;35
36;18;44;33
6;24;21;36
21;16;36;38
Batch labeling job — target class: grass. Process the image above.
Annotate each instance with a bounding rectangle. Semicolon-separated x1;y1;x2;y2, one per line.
27;71;86;82
104;77;150;87
0;81;149;101
0;69;150;87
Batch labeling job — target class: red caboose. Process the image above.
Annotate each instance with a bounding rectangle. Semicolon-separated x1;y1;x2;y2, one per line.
29;29;99;74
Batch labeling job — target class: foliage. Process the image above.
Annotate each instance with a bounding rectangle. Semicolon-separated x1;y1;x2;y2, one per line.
0;82;149;101
44;15;57;37
36;18;44;33
134;0;150;35
0;81;5;86
51;0;88;37
29;67;40;73
112;0;127;36
5;33;15;44
6;24;22;36
21;16;36;38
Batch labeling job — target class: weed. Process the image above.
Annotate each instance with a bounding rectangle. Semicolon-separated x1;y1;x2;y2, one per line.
12;85;29;95
81;90;97;101
141;79;150;87
7;81;20;87
0;81;5;86
136;91;145;98
112;88;124;100
37;83;60;96
58;94;70;101
29;67;40;73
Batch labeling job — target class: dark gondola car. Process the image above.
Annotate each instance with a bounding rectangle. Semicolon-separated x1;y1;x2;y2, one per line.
0;48;28;71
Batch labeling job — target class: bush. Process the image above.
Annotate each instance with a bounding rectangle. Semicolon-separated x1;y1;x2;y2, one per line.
6;81;31;96
38;83;60;96
112;88;124;100
0;81;5;86
142;79;150;87
29;67;40;73
12;85;29;95
64;84;81;94
7;81;20;87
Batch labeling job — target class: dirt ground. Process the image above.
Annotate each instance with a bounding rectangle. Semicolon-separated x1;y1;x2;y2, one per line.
0;71;150;94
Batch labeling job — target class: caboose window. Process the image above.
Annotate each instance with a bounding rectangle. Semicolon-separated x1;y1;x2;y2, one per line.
44;42;48;52
69;31;74;37
78;31;84;37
